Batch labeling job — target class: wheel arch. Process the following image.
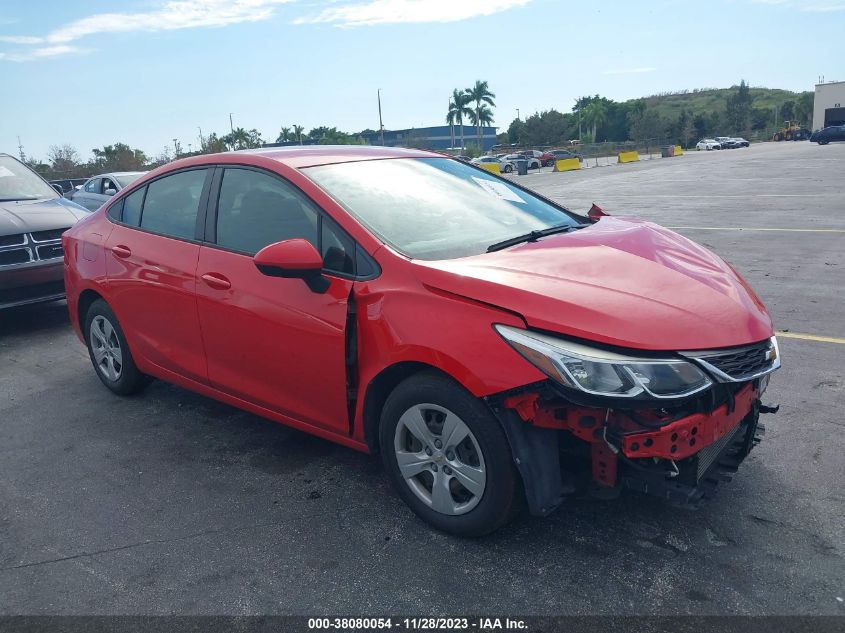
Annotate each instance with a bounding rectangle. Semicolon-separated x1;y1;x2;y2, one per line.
362;361;463;454
77;288;105;328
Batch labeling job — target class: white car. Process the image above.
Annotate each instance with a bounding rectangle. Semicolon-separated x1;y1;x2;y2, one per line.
696;139;722;151
471;155;517;173
503;154;541;170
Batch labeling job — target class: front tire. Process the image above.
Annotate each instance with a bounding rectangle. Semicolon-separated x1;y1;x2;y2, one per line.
380;372;520;537
85;299;150;395
503;165;512;173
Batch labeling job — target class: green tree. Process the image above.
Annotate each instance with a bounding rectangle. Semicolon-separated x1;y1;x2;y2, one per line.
466;80;496;149
794;92;814;127
90;143;147;171
202;132;228;154
780;100;795;121
293;124;305;145
447;88;473;149
469;103;494;147
582;101;608;141
725;80;753;135
276;126;292;143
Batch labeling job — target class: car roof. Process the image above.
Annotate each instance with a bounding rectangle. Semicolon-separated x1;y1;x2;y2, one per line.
88;171;146;178
232;145;438;168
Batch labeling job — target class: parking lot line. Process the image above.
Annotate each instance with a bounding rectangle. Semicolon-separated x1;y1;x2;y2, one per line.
776;331;845;345
666;226;845;233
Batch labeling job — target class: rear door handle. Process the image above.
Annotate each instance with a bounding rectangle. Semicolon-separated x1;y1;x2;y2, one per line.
111;245;131;258
201;273;231;290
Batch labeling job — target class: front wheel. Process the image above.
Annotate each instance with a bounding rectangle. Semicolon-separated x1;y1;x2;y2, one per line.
503;164;512;173
380;372;521;537
85;299;150;395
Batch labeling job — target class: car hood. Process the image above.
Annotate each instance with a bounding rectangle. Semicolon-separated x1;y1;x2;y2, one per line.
413;217;773;351
0;198;89;235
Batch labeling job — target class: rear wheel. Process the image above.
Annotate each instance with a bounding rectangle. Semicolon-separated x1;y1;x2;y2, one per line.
85;299;150;395
380;372;520;536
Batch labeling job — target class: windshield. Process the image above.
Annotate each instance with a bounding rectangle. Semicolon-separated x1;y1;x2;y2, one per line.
305;157;578;260
115;173;144;188
0;155;58;201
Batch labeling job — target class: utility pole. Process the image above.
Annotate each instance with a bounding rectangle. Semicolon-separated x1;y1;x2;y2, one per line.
516;108;520;120
173;138;179;157
16;136;25;162
229;113;235;137
377;89;385;146
197;126;204;151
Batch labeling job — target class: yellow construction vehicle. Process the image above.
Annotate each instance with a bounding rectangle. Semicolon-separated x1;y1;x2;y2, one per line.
773;120;810;141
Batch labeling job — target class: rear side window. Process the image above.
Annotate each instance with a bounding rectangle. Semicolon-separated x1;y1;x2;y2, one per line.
122;187;145;226
140;169;208;240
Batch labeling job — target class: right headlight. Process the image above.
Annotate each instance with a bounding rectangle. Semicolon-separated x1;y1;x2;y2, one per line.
495;325;713;399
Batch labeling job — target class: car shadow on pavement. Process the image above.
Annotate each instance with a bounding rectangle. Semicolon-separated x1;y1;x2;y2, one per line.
0;300;71;339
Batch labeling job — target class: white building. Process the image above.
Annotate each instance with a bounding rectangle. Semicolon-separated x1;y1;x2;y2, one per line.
813;81;845;131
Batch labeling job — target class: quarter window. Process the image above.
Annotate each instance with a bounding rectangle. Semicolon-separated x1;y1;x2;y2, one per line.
140;169;208;240
122;187;146;226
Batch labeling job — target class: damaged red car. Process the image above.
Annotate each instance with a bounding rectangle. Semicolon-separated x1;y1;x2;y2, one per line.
63;147;780;536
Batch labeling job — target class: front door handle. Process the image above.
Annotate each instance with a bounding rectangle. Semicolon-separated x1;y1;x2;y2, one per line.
201;273;231;290
111;244;131;258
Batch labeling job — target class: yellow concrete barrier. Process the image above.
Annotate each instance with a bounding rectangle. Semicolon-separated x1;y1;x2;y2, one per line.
618;151;640;164
674;145;684;156
477;163;501;174
553;158;581;172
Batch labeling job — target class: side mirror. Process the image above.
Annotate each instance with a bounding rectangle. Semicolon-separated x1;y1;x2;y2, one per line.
104;188;118;196
254;239;330;293
52;184;64;196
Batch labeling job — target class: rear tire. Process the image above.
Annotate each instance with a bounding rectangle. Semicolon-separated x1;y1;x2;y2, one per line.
380;372;521;537
84;299;150;395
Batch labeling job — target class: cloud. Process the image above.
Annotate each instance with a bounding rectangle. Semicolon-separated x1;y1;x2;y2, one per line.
294;0;532;26
602;67;657;75
0;0;295;61
752;0;845;11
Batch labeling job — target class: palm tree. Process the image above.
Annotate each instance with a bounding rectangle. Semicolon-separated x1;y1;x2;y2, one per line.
582;101;607;142
293;125;305;145
277;126;292;144
466;80;496;150
469;104;494;137
447;88;473;150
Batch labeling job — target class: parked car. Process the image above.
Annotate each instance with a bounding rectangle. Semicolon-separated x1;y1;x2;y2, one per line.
519;149;554;167
715;136;739;149
548;149;583;163
810;125;845;145
64;146;781;536
1;153;90;309
471;155;516;173
49;178;88;198
696;139;721;151
70;171;146;211
731;137;750;148
454;155;471;162
504;153;540;170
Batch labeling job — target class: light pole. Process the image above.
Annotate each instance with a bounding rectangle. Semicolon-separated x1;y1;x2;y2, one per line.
516;108;520;120
377;89;385;146
173;138;179;157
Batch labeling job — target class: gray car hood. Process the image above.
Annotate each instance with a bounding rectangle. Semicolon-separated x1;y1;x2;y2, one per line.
0;198;90;235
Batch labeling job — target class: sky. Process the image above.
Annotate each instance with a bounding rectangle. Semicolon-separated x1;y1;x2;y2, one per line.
1;0;843;160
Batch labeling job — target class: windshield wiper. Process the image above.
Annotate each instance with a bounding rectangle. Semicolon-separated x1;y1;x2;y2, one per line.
486;223;587;253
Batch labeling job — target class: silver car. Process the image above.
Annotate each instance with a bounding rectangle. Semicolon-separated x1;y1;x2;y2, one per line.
70;171;145;211
0;154;90;309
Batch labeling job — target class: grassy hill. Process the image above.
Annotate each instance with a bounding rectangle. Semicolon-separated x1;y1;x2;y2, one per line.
633;86;811;121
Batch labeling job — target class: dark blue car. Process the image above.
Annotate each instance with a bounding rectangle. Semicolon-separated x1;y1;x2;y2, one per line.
810;125;845;145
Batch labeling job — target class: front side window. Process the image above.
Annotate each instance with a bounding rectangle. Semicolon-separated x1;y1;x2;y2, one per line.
85;178;101;194
140;169;208;240
214;168;355;275
305;158;577;260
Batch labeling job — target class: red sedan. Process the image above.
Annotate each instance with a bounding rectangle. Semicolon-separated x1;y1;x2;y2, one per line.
64;146;780;536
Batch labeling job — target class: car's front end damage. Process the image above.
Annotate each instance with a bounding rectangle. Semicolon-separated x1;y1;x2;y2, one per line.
486;330;781;515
